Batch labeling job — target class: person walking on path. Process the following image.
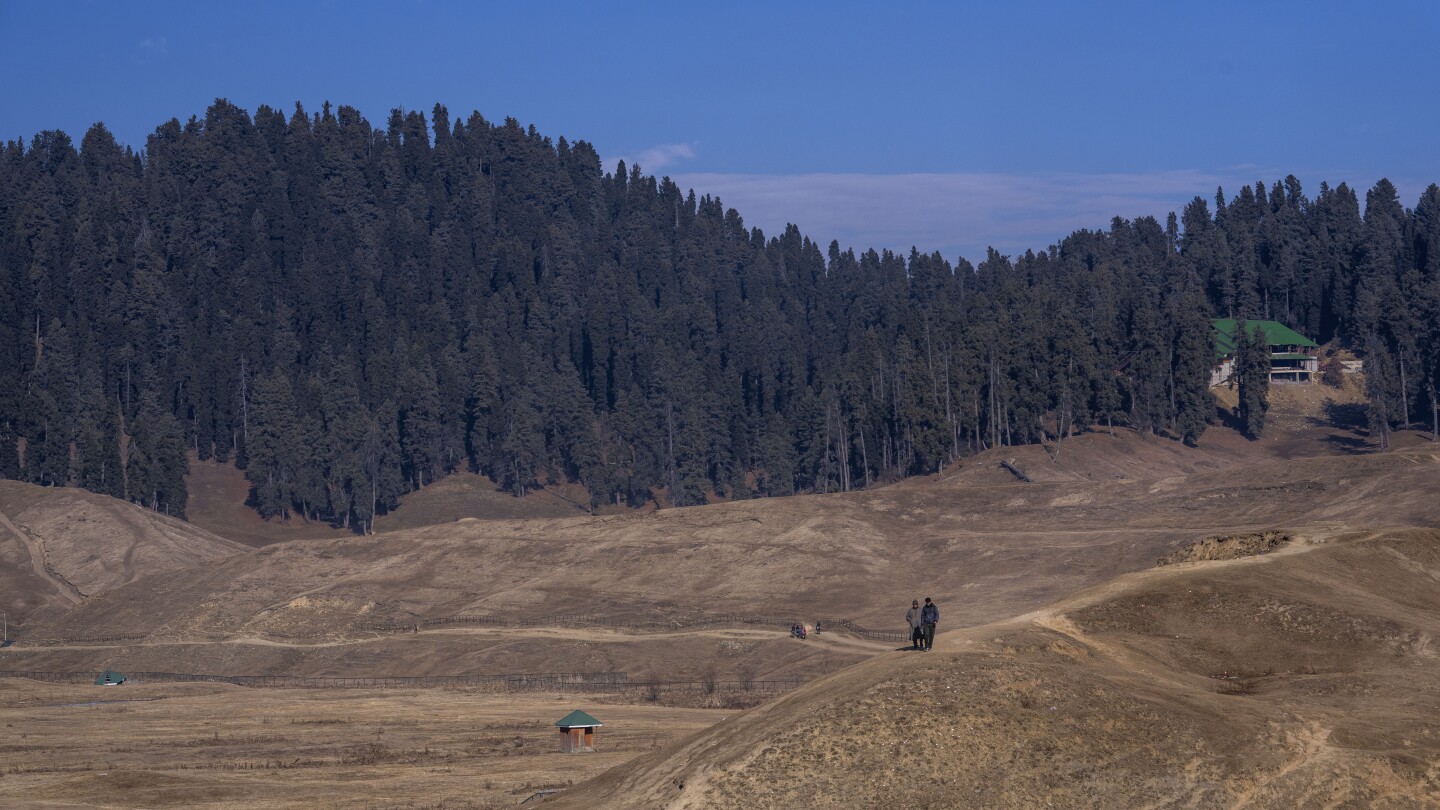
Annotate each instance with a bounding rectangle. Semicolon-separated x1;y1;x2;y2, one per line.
920;597;939;651
905;599;925;650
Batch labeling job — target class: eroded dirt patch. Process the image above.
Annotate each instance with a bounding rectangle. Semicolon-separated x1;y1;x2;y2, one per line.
1158;531;1290;566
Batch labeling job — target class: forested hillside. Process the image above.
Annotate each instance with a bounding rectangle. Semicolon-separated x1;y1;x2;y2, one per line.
1;101;1437;529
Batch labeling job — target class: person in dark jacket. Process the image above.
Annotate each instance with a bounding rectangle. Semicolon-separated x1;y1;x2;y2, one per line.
905;600;924;650
920;597;939;651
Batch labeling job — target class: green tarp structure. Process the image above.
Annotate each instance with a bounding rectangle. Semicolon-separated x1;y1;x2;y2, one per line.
555;709;602;728
94;670;127;685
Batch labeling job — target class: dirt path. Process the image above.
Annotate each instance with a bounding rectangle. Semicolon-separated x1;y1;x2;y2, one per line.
807;631;895;653
1;623;888;652
0;509;82;605
1227;722;1334;810
935;523;1362;655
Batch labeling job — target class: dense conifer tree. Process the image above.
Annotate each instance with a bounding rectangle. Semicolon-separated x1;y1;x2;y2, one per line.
1;101;1435;526
1233;322;1271;440
247;370;300;517
1365;334;1400;451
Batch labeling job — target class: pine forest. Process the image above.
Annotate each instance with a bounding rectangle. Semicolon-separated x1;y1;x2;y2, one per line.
2;101;1438;531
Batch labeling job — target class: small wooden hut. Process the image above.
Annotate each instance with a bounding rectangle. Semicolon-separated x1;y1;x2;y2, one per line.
556;709;602;752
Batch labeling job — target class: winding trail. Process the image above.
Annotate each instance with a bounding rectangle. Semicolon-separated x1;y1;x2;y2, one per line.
0;509;82;605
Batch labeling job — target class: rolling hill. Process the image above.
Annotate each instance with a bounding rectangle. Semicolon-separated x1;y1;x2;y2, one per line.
0;480;245;627
4;385;1440;808
11;428;1439;684
552;526;1440;808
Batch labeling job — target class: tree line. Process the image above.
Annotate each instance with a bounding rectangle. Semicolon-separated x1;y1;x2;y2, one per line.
1;101;1436;528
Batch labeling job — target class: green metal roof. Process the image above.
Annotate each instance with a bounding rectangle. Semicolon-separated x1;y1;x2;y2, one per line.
556;709;602;728
1213;331;1236;358
1213;319;1318;351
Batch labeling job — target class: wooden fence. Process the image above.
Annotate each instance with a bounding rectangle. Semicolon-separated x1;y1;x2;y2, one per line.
0;669;802;694
15;612;906;647
362;612;908;644
20;633;150;647
0;669;625;689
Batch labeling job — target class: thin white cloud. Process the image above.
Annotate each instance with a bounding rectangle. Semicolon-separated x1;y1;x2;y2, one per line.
607;142;697;174
135;36;169;65
670;170;1429;264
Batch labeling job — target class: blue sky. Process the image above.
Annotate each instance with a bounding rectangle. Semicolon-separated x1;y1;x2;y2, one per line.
2;0;1437;261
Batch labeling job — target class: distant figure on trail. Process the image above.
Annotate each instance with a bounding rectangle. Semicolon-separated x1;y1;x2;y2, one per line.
906;600;924;650
920;597;939;651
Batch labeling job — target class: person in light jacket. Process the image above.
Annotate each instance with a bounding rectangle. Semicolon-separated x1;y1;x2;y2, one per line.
905;599;924;650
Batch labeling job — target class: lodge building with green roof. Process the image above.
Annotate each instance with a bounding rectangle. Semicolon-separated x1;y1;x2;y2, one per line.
1210;319;1320;386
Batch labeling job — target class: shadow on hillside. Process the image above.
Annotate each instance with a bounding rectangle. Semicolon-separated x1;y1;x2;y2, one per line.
1214;403;1243;435
1320;433;1371;454
1312;401;1373;454
1322;400;1368;430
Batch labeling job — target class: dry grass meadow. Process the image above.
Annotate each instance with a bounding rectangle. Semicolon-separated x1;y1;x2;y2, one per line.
4;382;1440;808
0;680;731;809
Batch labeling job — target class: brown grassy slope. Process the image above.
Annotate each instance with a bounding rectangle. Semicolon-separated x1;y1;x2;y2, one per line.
21;438;1440;672
185;460;582;548
182;456;352;547
552;528;1440;809
182;380;1374;551
0;481;245;626
943;376;1384;490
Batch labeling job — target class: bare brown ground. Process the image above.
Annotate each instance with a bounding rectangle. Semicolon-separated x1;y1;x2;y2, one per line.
555;528;1440;809
0;482;244;626
184;461;582;548
4;387;1440;808
0;679;728;809
27;439;1440;647
182;457;351;548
